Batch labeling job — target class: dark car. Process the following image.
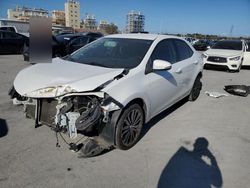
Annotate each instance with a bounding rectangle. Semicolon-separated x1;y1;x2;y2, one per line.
193;40;213;51
0;31;28;54
23;35;65;61
55;32;103;54
23;32;103;61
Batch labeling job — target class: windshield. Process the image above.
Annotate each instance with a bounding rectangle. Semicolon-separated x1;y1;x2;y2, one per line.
66;37;153;69
212;41;242;50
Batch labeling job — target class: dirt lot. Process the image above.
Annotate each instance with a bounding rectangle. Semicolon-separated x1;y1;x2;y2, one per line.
0;55;250;188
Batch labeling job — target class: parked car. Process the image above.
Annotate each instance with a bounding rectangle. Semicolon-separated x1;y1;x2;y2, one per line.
0;30;28;54
193;40;213;51
10;34;203;157
203;40;246;72
23;32;103;61
55;32;103;54
23;35;65;61
0;26;18;33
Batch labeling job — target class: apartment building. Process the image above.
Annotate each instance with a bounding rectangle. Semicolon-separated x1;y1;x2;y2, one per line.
82;14;97;30
7;6;49;22
126;11;145;33
65;0;80;29
52;10;65;26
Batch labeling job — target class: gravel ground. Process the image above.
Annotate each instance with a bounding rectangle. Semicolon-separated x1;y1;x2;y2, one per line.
0;55;250;188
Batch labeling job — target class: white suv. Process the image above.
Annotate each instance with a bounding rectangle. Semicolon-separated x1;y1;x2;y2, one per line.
203;40;246;72
11;34;203;156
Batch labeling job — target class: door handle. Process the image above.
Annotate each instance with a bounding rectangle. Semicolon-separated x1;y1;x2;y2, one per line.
175;68;182;74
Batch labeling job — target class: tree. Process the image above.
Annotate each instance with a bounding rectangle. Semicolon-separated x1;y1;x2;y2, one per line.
105;23;118;34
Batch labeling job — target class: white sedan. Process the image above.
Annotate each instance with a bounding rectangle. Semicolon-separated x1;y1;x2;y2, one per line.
203;40;247;72
10;34;203;157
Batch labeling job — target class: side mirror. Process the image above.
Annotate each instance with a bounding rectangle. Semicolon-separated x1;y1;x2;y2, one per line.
207;46;211;49
153;59;172;71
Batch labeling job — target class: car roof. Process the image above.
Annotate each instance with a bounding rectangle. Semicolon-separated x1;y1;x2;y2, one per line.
105;33;182;41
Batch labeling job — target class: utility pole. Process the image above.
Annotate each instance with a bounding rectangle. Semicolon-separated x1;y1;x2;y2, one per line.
230;25;234;39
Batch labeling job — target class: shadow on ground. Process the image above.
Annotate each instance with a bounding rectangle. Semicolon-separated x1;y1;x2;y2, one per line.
157;137;223;188
0;118;8;138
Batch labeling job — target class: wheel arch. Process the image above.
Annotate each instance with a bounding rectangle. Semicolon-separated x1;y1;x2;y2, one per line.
112;97;147;147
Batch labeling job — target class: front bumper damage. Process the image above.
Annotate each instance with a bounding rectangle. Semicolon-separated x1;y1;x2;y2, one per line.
9;86;123;157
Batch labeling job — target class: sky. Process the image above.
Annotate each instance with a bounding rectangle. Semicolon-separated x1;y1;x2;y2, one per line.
0;0;249;37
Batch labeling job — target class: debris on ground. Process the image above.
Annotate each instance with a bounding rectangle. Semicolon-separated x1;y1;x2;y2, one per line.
224;85;250;97
205;91;229;98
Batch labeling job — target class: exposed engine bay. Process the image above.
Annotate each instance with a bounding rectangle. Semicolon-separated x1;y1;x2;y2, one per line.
9;86;123;157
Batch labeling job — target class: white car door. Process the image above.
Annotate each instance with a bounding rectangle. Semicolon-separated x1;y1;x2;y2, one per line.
144;39;185;118
172;39;197;96
243;42;250;66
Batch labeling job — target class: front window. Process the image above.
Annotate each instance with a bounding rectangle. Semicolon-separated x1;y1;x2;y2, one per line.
66;38;153;69
212;41;243;51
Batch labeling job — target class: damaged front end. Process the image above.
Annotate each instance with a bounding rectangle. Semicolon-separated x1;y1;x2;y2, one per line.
9;86;123;157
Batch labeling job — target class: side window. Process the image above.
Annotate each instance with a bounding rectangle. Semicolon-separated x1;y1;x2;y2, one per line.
173;39;194;62
70;38;81;45
3;32;18;39
79;37;89;45
151;39;176;64
89;37;96;43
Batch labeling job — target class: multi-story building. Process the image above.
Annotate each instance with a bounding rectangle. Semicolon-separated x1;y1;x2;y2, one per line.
52;10;65;26
82;14;97;30
7;6;49;22
65;0;80;29
126;11;145;33
98;20;109;31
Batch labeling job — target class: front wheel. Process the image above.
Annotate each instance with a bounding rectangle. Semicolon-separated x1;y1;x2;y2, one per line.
189;76;202;101
115;103;144;150
236;61;242;72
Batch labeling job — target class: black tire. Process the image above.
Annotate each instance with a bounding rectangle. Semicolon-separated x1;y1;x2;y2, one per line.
115;103;144;150
19;45;24;54
236;61;242;72
189;76;202;101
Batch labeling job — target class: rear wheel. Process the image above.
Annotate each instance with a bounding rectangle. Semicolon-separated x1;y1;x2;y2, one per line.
189;76;202;101
115;103;144;150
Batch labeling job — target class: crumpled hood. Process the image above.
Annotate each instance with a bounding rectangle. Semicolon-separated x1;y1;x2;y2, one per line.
14;58;124;97
205;49;243;58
